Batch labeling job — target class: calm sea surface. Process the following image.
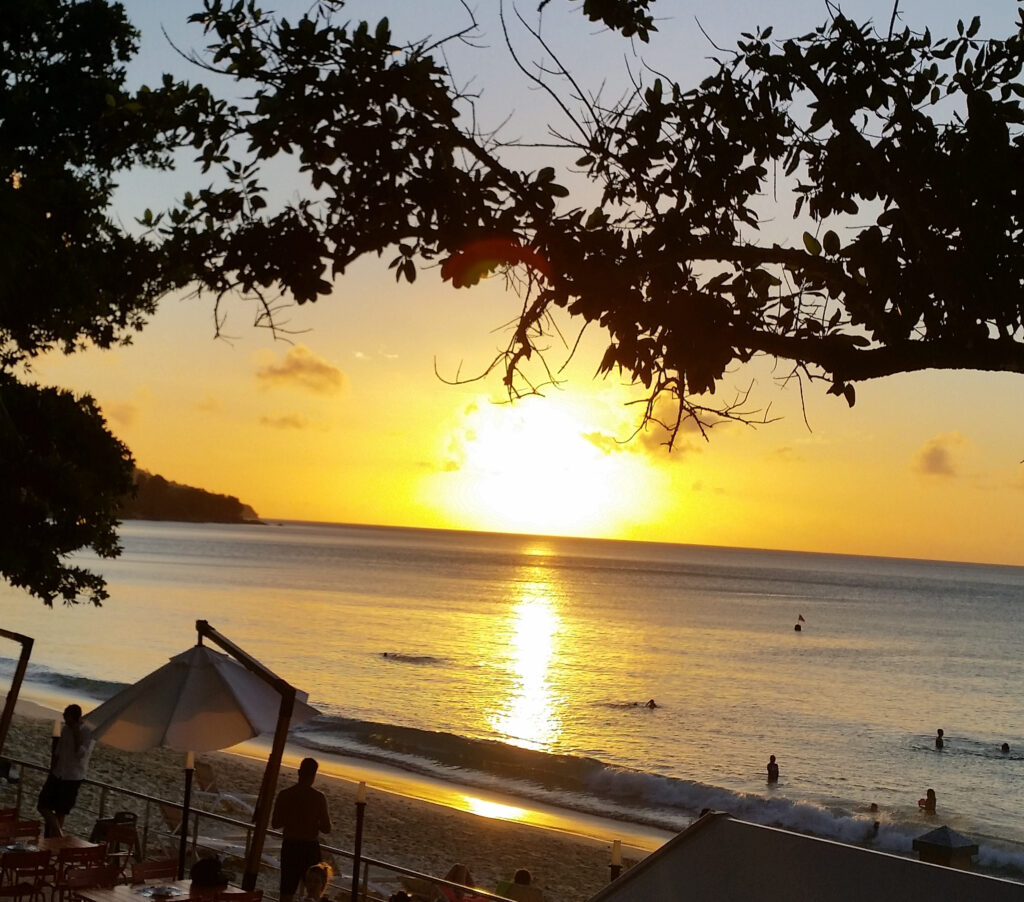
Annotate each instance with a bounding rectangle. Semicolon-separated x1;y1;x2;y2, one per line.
2;521;1023;878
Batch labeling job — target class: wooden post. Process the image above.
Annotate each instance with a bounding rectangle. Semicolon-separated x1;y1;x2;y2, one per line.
178;755;195;879
350;782;366;902
0;630;34;757
195;620;297;892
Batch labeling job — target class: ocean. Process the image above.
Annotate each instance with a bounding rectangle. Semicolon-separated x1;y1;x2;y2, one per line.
2;520;1023;879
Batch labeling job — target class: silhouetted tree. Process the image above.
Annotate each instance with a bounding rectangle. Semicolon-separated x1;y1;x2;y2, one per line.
4;0;1023;602
0;0;211;603
180;1;1024;441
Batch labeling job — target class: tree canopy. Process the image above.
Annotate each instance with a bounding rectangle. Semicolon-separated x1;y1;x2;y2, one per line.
3;0;1023;602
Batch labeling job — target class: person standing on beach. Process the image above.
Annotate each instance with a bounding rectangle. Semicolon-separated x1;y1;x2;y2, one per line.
272;757;333;902
36;704;94;837
766;755;779;783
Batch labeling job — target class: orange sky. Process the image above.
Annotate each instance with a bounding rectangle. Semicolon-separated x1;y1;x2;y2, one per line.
26;0;1024;567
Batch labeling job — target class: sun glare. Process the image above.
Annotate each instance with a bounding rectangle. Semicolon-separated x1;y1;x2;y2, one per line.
489;572;563;749
430;395;659;537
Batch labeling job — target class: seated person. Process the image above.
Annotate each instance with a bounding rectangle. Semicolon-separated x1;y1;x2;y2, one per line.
301;862;333;902
495;868;544;902
189;856;233;898
438;864;477;902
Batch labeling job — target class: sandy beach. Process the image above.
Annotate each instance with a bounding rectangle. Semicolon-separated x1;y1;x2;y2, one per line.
0;716;626;902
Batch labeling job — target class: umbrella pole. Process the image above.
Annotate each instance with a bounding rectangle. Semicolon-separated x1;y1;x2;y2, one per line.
0;629;33;757
243;688;295;891
195;620;300;893
178;752;195;880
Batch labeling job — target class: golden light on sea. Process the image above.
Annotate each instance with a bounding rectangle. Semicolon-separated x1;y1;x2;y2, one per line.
463;797;527;821
489;570;563;749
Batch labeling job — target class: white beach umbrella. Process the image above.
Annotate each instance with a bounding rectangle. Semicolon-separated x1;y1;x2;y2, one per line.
84;644;319;751
83;633;320;884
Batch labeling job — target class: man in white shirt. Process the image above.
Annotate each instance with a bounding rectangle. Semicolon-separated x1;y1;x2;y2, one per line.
36;704;94;837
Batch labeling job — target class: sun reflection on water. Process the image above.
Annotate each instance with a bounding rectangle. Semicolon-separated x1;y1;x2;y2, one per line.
489;571;563;750
463;797;527;820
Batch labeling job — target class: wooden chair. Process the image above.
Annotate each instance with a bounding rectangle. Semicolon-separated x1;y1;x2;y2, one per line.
0;850;50;902
57;865;119;902
130;859;178;885
102;823;140;882
51;846;108;902
0;821;39;843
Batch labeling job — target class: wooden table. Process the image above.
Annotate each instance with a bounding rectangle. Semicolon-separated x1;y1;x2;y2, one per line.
38;835;102;853
74;880;247;902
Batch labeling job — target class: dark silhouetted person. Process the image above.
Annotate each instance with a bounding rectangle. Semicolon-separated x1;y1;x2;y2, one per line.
918;788;937;813
190;856;232;899
935;729;944;749
272;758;333;902
645;699;658;709
439;864;476;902
37;704;95;837
1002;743;1010;754
766;755;779;783
497;868;544;902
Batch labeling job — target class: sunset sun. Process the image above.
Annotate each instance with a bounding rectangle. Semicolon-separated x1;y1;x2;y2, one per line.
427;395;660;537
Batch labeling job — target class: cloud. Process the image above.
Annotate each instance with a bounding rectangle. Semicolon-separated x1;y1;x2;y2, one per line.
583;431;625;454
259;414;309;430
256;345;346;394
912;431;968;476
195;395;223;413
440;435;466;472
352;348;398;361
102;385;153;427
768;445;802;463
104;401;139;427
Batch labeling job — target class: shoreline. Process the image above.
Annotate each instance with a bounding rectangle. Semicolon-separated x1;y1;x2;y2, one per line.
0;715;650;902
230;736;676;853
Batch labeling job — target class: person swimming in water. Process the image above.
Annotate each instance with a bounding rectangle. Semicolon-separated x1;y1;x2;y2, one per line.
645;699;658;709
918;788;937;813
1002;742;1011;754
766;755;779;783
935;729;944;749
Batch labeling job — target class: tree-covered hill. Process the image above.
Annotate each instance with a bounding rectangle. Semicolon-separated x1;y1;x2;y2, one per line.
119;470;260;524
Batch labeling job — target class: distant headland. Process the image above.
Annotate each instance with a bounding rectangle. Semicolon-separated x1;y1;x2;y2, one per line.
119;469;260;524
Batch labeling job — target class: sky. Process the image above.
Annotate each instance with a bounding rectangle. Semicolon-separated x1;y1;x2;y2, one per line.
27;0;1024;567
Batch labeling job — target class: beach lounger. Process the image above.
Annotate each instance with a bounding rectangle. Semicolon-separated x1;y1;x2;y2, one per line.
190;762;256;819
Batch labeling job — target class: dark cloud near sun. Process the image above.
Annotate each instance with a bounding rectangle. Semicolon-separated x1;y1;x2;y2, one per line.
259;414;308;430
256;345;346;394
912;432;967;476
